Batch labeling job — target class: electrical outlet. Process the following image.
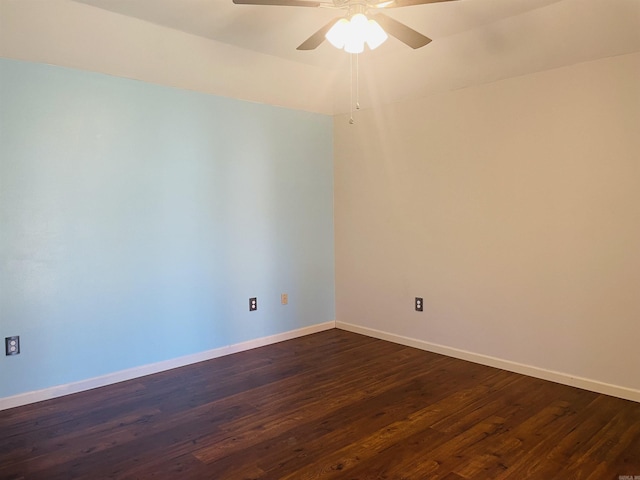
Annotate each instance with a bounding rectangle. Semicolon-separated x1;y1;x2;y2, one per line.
249;297;257;311
281;293;288;305
415;297;424;312
5;336;20;355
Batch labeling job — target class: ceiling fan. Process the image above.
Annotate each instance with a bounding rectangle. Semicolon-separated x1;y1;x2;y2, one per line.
232;0;459;53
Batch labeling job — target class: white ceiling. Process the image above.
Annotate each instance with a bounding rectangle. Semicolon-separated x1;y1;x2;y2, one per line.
72;0;553;66
35;0;640;112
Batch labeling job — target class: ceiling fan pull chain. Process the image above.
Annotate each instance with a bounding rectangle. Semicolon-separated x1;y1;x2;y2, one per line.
349;53;354;124
356;52;360;111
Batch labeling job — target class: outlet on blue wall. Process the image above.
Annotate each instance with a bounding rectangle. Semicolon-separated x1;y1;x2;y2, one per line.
0;58;335;399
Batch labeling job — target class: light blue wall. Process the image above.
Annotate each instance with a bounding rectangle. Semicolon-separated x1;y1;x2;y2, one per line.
0;58;335;398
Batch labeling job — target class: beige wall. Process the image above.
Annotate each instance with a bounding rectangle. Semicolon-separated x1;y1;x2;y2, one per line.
335;52;640;398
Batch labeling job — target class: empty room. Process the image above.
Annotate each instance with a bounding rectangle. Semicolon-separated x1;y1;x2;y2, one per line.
1;0;639;478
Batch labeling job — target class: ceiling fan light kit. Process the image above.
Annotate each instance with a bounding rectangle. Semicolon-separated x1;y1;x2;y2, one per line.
232;0;458;121
232;0;457;52
325;14;388;53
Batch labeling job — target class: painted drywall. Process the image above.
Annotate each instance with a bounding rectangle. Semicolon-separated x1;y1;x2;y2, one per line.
0;58;335;399
335;52;640;393
3;1;639;116
0;0;339;115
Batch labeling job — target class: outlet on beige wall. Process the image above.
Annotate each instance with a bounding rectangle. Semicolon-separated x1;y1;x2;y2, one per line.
334;52;640;400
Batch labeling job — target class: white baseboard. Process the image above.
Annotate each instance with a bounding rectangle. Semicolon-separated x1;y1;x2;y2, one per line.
336;321;640;403
0;321;336;411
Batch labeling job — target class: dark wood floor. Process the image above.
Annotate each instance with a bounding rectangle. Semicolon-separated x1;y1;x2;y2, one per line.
1;329;639;479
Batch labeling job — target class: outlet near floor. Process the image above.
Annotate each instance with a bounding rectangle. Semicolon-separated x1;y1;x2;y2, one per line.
5;336;20;355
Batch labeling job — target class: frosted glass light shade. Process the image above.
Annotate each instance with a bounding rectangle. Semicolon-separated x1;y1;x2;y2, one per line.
345;37;365;54
350;13;369;40
366;19;388;50
326;18;349;49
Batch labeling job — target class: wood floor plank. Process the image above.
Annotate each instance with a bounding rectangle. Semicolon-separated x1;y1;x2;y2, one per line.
1;329;639;479
207;373;465;478
188;346;454;464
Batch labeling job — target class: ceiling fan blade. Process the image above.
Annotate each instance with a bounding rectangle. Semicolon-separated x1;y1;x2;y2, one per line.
296;17;340;50
374;13;431;49
233;0;321;7
379;0;458;7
